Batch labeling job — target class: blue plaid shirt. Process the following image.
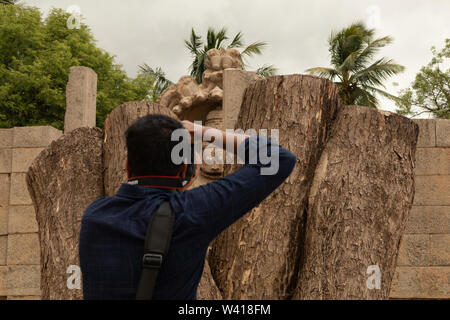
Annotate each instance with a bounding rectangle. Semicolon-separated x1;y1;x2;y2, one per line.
79;136;296;300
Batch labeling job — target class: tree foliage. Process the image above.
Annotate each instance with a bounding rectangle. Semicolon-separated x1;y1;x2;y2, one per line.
185;27;276;83
0;0;20;5
307;22;404;108
396;39;449;119
0;5;154;129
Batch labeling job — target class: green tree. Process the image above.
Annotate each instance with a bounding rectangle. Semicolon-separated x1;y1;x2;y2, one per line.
396;39;449;119
307;22;404;108
0;5;153;129
185;27;276;83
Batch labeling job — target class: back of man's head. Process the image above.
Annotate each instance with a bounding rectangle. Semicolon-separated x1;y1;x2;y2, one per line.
125;114;184;177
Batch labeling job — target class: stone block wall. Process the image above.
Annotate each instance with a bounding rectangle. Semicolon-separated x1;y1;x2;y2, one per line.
0;126;62;300
390;119;450;299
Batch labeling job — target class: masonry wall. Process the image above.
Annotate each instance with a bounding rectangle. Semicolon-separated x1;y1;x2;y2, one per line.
390;119;450;299
0;118;448;299
0;126;62;300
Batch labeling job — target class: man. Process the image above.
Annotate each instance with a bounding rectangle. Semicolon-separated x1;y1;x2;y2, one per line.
79;114;296;300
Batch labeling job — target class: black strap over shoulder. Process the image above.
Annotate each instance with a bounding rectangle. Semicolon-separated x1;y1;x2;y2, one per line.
136;201;175;300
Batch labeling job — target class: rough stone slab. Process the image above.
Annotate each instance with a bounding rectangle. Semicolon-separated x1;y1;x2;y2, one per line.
436;119;450;147
0;148;12;173
390;267;450;299
413;119;435;148
415;148;450;175
397;234;450;266
0;266;6;296
405;206;450;234
397;234;429;268
223;69;261;130
7;295;40;300
0;207;7;236
8;206;38;234
27;127;104;300
414;175;450;206
0;236;6;265
7;234;40;265
9;173;32;205
12;148;44;173
6;265;41;296
0;174;10;206
0;129;13;149
64;66;97;133
430;234;450;266
12;126;62;148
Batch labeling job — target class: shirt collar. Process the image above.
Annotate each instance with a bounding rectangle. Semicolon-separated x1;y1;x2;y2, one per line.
115;183;173;199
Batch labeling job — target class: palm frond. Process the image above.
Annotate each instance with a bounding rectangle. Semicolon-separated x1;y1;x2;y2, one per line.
338;50;362;74
191;51;206;83
256;64;277;78
353;36;393;71
214;27;228;48
350;58;404;87
306;67;341;81
351;87;379;108
184;28;202;55
329;21;374;68
205;27;228;50
362;85;403;103
138;64;174;100
241;41;267;57
228;31;244;48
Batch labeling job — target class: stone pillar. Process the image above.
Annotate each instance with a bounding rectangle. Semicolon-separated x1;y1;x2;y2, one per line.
222;69;261;131
64;66;98;133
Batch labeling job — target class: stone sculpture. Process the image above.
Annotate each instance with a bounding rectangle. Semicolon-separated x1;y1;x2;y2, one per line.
157;48;243;121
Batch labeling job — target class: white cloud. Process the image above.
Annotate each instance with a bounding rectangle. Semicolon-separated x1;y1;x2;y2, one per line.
25;0;450;115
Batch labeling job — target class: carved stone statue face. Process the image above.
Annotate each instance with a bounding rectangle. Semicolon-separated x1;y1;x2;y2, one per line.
157;48;243;121
200;141;224;179
200;110;224;179
205;48;242;71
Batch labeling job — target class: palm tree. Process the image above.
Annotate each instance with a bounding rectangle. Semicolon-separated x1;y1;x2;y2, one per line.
138;64;174;101
307;22;404;108
185;27;276;83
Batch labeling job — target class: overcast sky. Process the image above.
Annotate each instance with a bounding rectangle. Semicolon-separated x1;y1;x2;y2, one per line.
25;0;450;115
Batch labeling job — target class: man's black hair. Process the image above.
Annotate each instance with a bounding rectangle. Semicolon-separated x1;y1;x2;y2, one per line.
125;114;184;177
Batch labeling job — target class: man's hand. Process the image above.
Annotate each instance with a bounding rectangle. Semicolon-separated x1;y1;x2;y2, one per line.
181;120;202;142
181;120;196;135
181;119;249;153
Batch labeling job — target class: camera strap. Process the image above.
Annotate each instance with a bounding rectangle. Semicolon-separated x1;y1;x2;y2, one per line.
136;201;175;300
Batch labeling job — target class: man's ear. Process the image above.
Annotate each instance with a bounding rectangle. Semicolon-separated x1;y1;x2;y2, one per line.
126;158;131;179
